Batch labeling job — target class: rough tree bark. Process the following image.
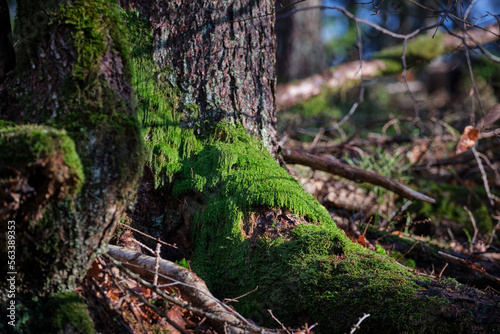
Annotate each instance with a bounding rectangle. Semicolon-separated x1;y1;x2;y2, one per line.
120;0;278;158
0;0;143;330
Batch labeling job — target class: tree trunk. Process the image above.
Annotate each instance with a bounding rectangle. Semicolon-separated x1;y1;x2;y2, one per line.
0;0;144;300
275;0;325;81
121;0;278;158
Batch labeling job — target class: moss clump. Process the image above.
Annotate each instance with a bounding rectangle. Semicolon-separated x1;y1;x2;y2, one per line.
0;124;85;194
8;293;94;334
375;34;445;63
170;124;457;332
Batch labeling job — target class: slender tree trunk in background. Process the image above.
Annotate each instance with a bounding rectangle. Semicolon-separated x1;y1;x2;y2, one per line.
275;0;325;81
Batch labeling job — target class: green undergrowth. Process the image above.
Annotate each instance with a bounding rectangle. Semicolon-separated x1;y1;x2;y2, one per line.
413;182;494;234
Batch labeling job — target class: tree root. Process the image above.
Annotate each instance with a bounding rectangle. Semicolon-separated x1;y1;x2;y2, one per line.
106;245;282;334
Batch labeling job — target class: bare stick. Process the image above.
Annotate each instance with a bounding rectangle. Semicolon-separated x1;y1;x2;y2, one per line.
350;313;371;334
268;309;291;334
438;263;449;278
282;148;435;203
153;238;161;298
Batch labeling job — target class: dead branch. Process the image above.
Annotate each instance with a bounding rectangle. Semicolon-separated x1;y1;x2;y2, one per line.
106;245;277;334
282;147;435;203
438;251;500;285
276;59;387;109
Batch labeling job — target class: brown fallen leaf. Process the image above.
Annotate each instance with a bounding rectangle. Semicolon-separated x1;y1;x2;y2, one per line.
456;125;480;155
164;305;189;333
357;235;368;248
481;103;500;129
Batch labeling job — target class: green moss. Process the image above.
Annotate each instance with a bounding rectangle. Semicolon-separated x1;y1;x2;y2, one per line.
0;124;85;193
43;1;144;184
53;0;131;82
168;124;457;332
375;34;446;63
11;293;94;334
122;9;201;188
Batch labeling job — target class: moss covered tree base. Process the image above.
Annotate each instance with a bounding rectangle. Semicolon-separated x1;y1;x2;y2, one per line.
167;125;500;333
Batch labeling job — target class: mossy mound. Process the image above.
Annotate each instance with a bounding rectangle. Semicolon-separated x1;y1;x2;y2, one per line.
0;124;84;188
170;125;465;333
0;124;84;222
3;292;95;334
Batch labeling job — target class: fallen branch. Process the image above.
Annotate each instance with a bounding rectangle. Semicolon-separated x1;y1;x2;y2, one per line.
438;251;500;285
282;148;435;203
276;23;500;108
106;245;277;334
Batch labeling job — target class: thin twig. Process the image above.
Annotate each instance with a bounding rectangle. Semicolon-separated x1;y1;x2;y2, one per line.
463;206;478;252
268;309;291;334
118;222;178;249
223;286;259;304
438;263;449;278
396;242;419;262
472;147;497;207
350;313;371;334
